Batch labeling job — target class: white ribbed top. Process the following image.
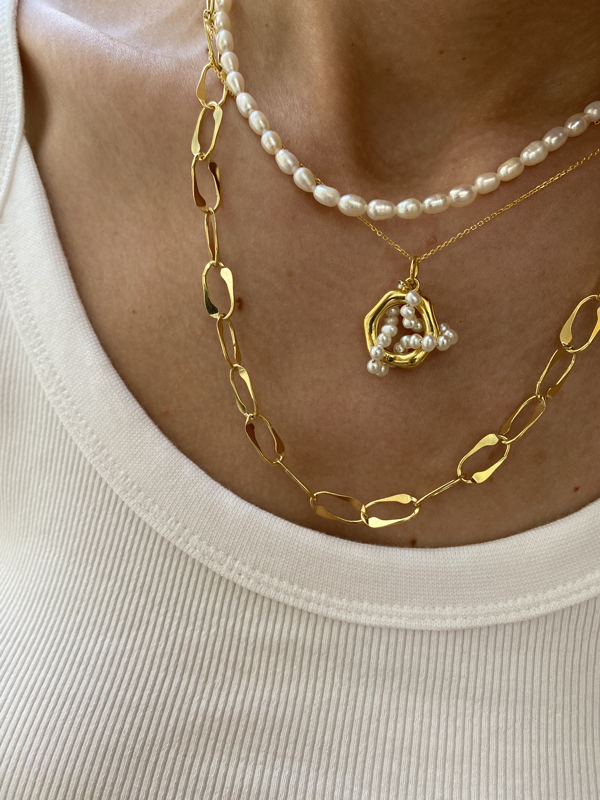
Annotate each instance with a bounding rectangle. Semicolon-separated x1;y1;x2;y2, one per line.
1;1;600;796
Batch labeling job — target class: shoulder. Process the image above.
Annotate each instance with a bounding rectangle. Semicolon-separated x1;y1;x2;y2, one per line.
17;0;205;55
18;0;204;157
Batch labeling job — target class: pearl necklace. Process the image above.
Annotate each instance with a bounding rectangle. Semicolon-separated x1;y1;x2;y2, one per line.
210;0;600;221
191;1;600;528
199;0;600;380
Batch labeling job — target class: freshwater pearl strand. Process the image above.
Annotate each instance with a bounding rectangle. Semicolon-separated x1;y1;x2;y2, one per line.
214;3;600;221
366;292;458;377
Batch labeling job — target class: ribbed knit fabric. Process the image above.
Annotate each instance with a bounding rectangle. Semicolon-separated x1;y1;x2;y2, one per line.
1;1;600;797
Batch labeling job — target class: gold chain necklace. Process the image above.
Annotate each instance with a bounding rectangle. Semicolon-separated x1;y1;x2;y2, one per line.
192;2;600;529
291;137;600;374
358;147;600;263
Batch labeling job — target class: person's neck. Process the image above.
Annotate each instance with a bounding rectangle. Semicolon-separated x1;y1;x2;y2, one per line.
236;0;600;192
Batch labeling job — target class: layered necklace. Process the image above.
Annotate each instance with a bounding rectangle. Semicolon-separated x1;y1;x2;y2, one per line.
191;0;600;528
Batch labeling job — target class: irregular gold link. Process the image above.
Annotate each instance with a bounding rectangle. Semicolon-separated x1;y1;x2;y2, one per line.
216;316;241;368
499;395;547;445
277;461;315;499
192;157;221;213
202;261;234;319
309;492;364;524
457;433;511;484
535;347;577;399
196;61;229;109
229;364;259;417
416;477;462;505
193;4;600;529
360;494;420;528
204;211;219;262
245;414;286;465
559;294;600;354
191;102;223;161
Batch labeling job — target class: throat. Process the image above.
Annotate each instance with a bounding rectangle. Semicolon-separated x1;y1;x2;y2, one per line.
237;0;600;190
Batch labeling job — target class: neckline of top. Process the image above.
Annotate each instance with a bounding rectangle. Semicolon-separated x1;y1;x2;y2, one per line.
2;0;600;629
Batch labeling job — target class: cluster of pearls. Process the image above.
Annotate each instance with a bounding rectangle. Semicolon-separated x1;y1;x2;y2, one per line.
366;291;458;376
213;5;599;221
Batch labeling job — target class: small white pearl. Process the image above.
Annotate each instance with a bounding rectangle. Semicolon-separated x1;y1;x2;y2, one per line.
293;167;316;192
275;149;300;175
377;332;392;347
235;92;258;118
421;335;436;352
386;306;399;317
439;322;450;333
405;291;421;307
520;140;548;166
497;157;524;181
412;321;423;332
225;71;244;96
215;30;234;54
393;342;405;354
214;0;232;11
338;194;368;217
445;328;459;345
542;126;569;151
260;130;282;156
367;199;396;220
400;304;415;319
220;51;239;74
565;113;588;137
422;193;450;214
448;184;477;208
381;324;398;338
248;110;269;135
396;198;423;219
584;101;600;122
436;335;451;351
370;345;385;360
401;335;413;349
402;317;414;329
383;317;397;327
474;172;501;195
213;11;231;31
377;363;390;377
367;359;382;375
313;185;340;207
409;334;422;350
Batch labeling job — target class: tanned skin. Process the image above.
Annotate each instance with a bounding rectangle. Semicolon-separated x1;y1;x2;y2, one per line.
17;0;600;546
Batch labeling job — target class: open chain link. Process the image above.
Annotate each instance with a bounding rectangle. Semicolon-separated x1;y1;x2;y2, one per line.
193;3;600;528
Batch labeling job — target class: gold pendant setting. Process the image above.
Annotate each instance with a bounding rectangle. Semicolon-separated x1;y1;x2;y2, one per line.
364;273;458;376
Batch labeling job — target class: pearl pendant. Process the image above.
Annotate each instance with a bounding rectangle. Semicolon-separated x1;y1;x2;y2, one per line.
364;281;458;373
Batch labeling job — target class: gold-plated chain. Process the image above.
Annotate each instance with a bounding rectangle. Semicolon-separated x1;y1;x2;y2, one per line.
358;141;600;263
193;4;600;529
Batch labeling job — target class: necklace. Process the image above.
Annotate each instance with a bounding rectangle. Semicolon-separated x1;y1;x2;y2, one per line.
199;0;600;376
359;148;600;375
193;1;600;529
207;0;600;223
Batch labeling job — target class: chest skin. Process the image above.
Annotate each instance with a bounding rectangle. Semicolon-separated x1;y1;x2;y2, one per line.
17;0;600;547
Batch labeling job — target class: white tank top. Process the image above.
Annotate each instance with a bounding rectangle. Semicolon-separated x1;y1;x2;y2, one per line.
1;1;600;796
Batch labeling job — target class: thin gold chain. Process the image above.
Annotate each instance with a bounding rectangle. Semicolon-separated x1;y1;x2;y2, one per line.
192;5;600;530
204;0;600;269
358;140;600;263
